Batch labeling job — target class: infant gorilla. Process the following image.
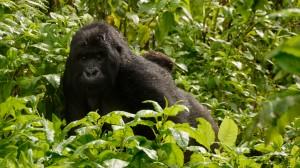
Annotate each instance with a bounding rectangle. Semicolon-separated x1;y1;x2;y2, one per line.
62;22;218;140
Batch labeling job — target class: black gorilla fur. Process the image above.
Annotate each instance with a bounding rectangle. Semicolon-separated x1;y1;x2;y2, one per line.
62;22;218;137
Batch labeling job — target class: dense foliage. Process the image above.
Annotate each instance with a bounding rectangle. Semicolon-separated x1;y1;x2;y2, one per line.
0;0;299;167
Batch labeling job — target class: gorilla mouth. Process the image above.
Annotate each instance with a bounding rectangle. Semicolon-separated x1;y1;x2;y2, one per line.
80;75;103;86
83;81;105;92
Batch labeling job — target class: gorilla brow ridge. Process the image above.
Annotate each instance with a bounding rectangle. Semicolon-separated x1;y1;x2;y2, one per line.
72;23;129;53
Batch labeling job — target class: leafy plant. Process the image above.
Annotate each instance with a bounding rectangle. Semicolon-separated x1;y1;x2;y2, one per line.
0;0;299;167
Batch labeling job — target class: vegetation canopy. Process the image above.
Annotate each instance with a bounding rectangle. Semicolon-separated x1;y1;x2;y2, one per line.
0;0;299;167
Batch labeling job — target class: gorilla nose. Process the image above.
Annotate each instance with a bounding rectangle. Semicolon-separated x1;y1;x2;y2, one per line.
84;67;100;78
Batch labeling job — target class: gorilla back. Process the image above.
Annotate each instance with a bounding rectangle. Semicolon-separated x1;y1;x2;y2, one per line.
62;22;218;135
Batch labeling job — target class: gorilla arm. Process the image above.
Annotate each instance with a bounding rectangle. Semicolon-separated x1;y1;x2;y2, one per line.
62;59;89;123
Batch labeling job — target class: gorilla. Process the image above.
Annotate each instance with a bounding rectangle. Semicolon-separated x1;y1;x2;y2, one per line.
62;22;218;138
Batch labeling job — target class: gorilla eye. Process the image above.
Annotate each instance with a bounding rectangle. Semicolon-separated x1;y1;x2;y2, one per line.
97;34;106;41
96;54;105;60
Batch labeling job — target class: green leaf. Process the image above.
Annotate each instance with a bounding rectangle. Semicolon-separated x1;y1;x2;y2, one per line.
252;0;267;10
127;118;155;128
43;74;60;88
163;104;188;116
156;11;176;42
238;155;261;168
260;95;300;143
269;129;283;149
273;35;300;73
97;150;117;162
189;153;210;165
169;128;189;148
143;100;163;112
137;25;151;48
112;111;135;118
26;0;47;11
175;118;216;150
126;13;139;25
52;136;76;154
196;118;215;148
158;143;184;167
101;112;125;125
31;43;50;52
62;118;87;136
254;143;274;153
136;110;159;118
0;1;16;8
49;12;65;21
74;139;109;156
76;125;100;136
42;119;55;143
103;159;129;168
269;8;300;18
86;111;101;122
274;51;300;74
6;47;18;59
128;151;154;167
186;146;207;153
0;97;29;119
218;117;238;147
231;61;242;70
112;125;134;142
175;123;211;149
136;146;158;160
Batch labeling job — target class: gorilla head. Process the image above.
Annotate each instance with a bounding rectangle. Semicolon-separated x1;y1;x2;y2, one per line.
65;23;129;95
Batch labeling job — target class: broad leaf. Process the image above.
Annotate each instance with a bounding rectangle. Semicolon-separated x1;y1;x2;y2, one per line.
273;35;300;74
158;143;184;167
218;118;238;147
103;159;129;168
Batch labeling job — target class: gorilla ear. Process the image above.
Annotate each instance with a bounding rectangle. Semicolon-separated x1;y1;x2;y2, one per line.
115;45;122;54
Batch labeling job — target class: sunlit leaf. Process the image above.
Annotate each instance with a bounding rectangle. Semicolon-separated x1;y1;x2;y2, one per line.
218;117;238;147
136;110;159;118
126;13;139;25
43;74;60;88
103;159;129;168
196;118;215;148
163;104;188;116
169;128;189;148
175;123;212;149
269;8;300;18
136;146;158;160
158;143;184;167
143;100;163;112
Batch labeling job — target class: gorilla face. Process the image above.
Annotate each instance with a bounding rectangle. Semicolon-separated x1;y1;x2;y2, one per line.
67;24;122;94
78;49;106;85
